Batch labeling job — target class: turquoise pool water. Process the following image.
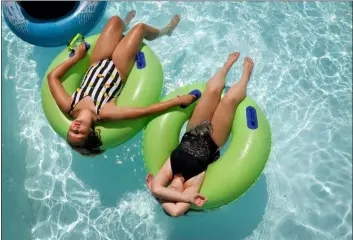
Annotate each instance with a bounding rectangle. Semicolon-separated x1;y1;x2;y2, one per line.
2;2;352;240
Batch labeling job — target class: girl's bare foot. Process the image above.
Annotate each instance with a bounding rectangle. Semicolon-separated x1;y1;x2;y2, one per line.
223;52;240;70
160;14;181;36
167;15;181;35
124;10;136;25
226;52;240;65
220;51;240;74
241;57;254;81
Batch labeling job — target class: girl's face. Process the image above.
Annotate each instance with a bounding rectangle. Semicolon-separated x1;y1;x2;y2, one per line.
67;119;91;145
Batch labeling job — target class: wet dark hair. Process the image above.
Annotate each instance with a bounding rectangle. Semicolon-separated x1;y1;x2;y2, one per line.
68;127;105;157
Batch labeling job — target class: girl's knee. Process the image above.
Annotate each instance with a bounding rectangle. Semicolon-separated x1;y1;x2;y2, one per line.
107;16;125;27
205;86;223;97
131;23;146;32
223;93;245;105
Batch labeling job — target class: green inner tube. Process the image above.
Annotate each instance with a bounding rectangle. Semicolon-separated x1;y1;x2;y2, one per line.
41;34;164;149
142;83;272;210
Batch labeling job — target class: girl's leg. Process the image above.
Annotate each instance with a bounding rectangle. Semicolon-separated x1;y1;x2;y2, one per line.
90;11;136;65
187;52;240;129
112;15;181;81
210;57;254;147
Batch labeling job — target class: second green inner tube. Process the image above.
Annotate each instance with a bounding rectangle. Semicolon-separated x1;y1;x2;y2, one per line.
142;83;272;210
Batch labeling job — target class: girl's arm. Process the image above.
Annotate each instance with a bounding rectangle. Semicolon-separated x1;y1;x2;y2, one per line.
47;44;87;113
100;94;195;121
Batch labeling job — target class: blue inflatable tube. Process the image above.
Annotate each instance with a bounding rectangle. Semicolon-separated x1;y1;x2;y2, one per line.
3;1;107;47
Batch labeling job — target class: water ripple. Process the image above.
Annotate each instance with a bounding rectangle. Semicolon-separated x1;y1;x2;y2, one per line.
2;2;352;240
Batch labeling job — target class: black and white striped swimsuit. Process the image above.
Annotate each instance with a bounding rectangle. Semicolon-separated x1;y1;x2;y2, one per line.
69;59;124;116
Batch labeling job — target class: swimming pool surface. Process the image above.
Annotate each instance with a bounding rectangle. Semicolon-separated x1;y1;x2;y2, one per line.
2;2;352;240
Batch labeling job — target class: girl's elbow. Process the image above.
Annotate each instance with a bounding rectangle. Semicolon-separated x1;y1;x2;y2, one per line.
165;208;185;217
170;210;183;217
47;72;57;84
47;71;55;79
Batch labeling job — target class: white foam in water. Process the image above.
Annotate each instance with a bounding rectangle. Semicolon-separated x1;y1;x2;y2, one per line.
2;2;352;240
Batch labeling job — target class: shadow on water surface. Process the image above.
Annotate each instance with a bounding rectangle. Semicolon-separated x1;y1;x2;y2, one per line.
163;175;268;240
71;148;268;239
70;128;268;240
157;131;269;239
70;132;145;207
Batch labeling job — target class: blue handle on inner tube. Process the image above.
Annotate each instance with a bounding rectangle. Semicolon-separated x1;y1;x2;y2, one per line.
246;106;258;129
136;52;146;69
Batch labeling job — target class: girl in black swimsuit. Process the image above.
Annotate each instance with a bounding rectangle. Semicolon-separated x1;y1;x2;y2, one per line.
146;52;254;217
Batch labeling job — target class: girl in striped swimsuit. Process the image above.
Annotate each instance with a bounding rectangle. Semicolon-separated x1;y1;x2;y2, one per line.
47;11;198;156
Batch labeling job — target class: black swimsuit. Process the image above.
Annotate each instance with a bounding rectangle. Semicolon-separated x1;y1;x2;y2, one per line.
170;121;220;181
